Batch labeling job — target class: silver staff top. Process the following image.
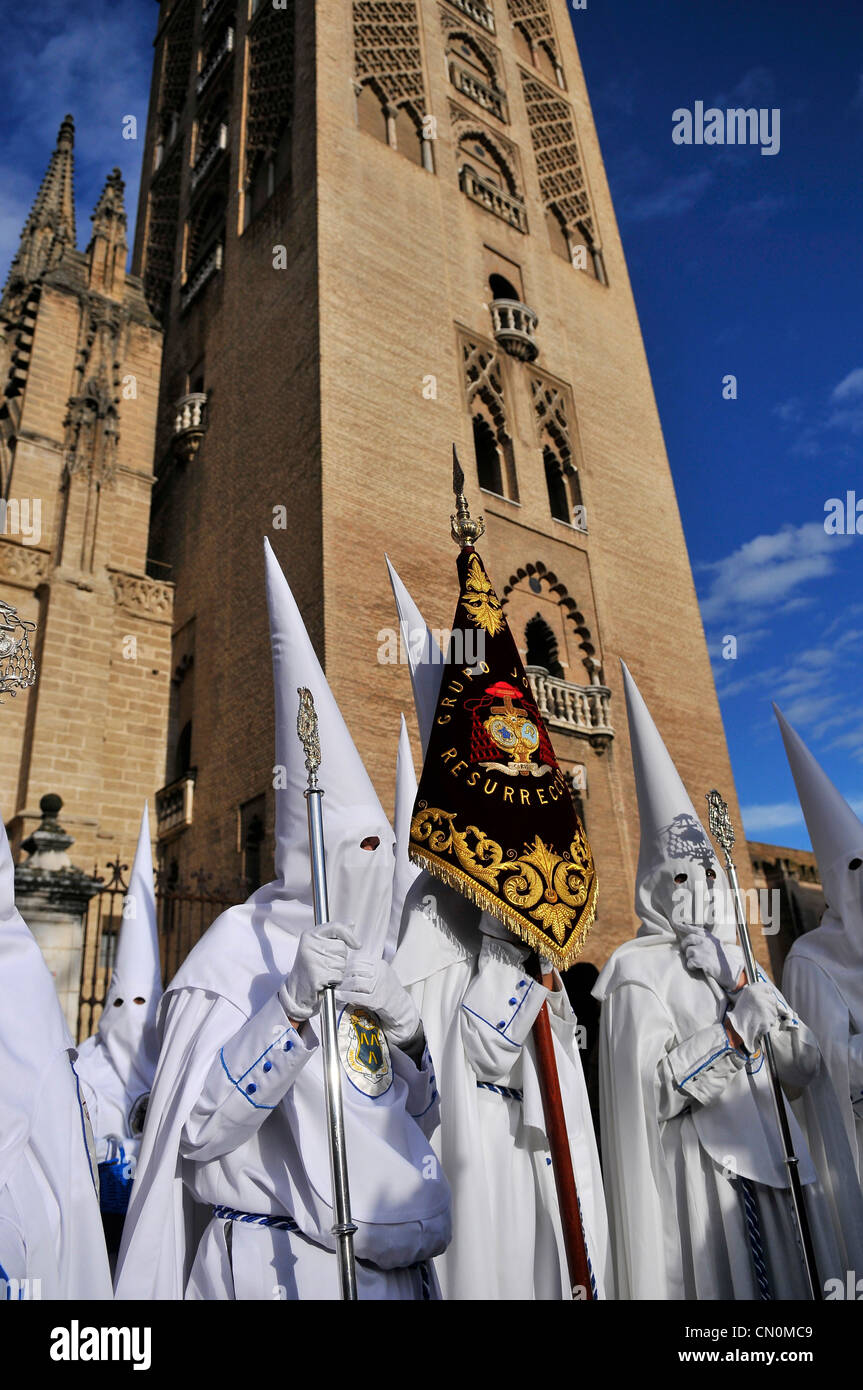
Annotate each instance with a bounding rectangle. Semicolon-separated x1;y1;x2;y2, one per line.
706;788;735;860
297;686;322;788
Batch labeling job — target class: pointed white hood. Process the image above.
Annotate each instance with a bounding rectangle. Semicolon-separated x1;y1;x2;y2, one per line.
384;715;421;962
620;659;735;947
0;816;73;1188
91;806;161;1099
594;663;740;1008
775;705;863;953
385;555;443;756
170;540;395;1013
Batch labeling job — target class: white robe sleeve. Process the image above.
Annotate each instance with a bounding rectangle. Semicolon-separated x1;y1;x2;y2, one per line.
658;1020;746;1116
459;939;549;1085
390;1040;440;1140
181;988;318;1163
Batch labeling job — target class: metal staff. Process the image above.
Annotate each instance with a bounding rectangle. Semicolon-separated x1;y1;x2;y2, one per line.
705;788;821;1300
297;686;358;1300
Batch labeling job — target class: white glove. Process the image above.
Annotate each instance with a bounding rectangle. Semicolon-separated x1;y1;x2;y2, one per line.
728;982;790;1054
680;930;740;992
280;921;361;1022
338;958;422;1050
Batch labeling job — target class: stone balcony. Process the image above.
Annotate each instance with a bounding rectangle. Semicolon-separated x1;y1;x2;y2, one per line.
448;0;495;31
180;242;223;312
489;297;539;362
155;772;196;841
172;391;208;462
460;165;527;233
450;61;507;122
526;667;614;752
191;123;228;190
196;26;234;97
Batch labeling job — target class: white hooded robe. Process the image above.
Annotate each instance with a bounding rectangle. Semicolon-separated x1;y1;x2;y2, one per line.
0;819;112;1299
114;541;450;1300
594;665;863;1300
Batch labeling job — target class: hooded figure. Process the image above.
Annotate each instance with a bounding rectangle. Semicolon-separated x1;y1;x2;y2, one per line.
776;706;863;1182
593;663;863;1300
114;541;450;1300
387;559;611;1300
0;817;112;1299
75;804;161;1244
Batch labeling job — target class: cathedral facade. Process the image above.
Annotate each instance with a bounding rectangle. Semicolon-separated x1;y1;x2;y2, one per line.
1;0;755;970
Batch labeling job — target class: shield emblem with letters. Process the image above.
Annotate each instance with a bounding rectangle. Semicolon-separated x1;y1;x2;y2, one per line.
337;1004;394;1098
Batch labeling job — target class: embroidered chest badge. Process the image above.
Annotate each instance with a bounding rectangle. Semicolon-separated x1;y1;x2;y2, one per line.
337;1005;393;1098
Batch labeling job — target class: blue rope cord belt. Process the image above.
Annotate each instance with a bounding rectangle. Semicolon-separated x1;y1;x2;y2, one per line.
215;1205;434;1298
214;1204;299;1232
476;1081;524;1101
737;1178;773;1300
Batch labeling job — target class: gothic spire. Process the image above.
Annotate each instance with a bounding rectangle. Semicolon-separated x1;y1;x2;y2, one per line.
86;167;128;296
3;114;77;302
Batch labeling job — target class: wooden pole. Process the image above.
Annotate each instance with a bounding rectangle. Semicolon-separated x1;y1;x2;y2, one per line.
532;990;594;1300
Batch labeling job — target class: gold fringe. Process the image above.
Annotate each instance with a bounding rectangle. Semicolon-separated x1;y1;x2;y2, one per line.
409;845;598;973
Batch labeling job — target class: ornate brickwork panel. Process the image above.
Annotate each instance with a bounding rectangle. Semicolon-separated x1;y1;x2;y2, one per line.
353;0;427;111
461;334;509;433
0;540;51;589
109;570;174;620
530;373;572;465
520;74;596;244
505;0;558;59
144;147;182;316
245;1;296;182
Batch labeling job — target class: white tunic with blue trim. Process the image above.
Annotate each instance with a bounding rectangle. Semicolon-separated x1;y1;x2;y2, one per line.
595;939;863;1299
394;877;611;1300
116;978;450;1300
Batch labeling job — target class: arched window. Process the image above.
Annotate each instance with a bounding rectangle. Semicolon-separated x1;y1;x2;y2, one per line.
394;105;425;167
547;208;598;278
535;41;560;89
544;446;570;523
489;273;519;301
525;614;564;677
356;82;388;144
473;415;503;495
546;208;570;263
458;133;514;193
513;23;534;69
450;34;495;86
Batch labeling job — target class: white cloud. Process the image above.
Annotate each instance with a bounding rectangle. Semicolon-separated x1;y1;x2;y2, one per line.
699;522;847;623
624;170;713;222
741;801;805;833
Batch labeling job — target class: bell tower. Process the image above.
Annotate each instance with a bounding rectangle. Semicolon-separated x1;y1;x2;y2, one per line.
133;0;751;961
0;116;172;869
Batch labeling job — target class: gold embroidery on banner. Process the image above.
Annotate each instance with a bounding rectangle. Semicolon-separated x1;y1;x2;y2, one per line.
410;805;597;966
461;554;505;637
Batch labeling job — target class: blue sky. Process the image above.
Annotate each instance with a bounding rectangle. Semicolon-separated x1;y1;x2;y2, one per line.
1;0;860;852
572;0;863;849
